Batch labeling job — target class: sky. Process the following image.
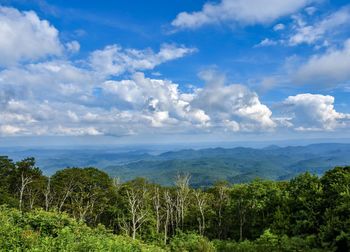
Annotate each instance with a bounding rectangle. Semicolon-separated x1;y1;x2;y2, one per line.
0;0;349;146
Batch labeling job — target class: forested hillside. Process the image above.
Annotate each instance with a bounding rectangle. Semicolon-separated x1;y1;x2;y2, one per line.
0;156;349;251
105;143;350;185
3;143;350;186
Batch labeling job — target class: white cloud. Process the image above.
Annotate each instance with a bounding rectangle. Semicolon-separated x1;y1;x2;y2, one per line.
281;93;350;131
0;125;23;135
65;40;80;53
1;6;348;138
0;66;277;136
0;6;62;66
53;125;103;136
192;70;276;132
171;0;315;29
305;6;317;16
289;7;350;46
0;7;204;137
1;63;349;136
89;44;196;76
192;84;276;132
0;60;97;104
255;38;279;47
100;72;210;128
294;39;350;85
273;23;285;31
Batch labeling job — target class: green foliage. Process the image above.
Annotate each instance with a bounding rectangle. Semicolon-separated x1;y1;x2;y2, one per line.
50;167;115;224
169;232;215;252
213;230;326;252
0;155;349;251
319;166;350;251
0;206;164;252
283;172;323;236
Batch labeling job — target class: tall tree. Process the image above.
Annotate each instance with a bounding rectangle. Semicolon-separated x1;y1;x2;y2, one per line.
210;181;229;239
320;166;350;251
175;174;191;230
124;185;149;240
0;156;16;206
15;158;42;211
194;189;209;235
51;167;114;224
286;172;323;236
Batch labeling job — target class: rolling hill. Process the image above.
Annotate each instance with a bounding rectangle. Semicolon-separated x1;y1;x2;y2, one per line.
2;143;350;186
103;143;350;186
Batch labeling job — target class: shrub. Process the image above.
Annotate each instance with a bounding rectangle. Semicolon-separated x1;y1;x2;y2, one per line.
169;232;215;252
0;206;164;252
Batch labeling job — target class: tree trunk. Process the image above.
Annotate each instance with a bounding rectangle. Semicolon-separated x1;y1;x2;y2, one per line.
240;216;244;241
44;177;51;211
19;172;32;212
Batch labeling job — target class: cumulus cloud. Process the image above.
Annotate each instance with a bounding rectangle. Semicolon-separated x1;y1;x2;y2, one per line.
1;63;349;136
294;39;350;85
0;68;210;136
191;70;276;132
0;64;277;136
0;6;62;66
0;60;96;104
1;6;348;138
281;94;350;131
100;72;210;128
171;0;315;30
0;4;198;138
192;85;276;132
89;44;196;76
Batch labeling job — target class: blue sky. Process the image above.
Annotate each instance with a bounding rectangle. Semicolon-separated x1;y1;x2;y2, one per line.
0;0;349;146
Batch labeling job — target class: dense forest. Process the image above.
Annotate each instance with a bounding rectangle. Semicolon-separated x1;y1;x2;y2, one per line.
0;156;349;251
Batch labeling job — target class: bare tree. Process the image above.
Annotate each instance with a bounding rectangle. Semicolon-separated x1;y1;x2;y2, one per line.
71;184;98;222
174;193;180;230
194;190;207;235
27;185;40;210
238;198;247;241
216;183;229;239
113;177;121;189
58;179;74;213
126;187;149;240
19;172;33;211
153;187;162;234
44;177;52;211
163;190;172;245
175;173;191;230
118;214;130;236
169;192;176;236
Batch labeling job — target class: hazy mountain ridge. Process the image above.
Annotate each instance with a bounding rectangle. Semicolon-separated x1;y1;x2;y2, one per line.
105;143;350;186
2;143;350;186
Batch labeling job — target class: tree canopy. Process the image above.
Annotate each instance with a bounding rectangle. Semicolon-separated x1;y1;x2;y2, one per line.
0;156;349;251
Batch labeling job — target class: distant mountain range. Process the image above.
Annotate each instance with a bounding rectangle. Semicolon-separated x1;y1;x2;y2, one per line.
2;143;350;186
103;143;350;186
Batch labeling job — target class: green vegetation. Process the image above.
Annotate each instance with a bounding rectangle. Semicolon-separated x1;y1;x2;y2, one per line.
0;206;163;251
0;155;349;251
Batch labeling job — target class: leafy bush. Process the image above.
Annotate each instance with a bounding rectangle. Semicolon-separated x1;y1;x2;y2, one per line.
0;206;164;252
213;229;327;252
169;232;215;252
